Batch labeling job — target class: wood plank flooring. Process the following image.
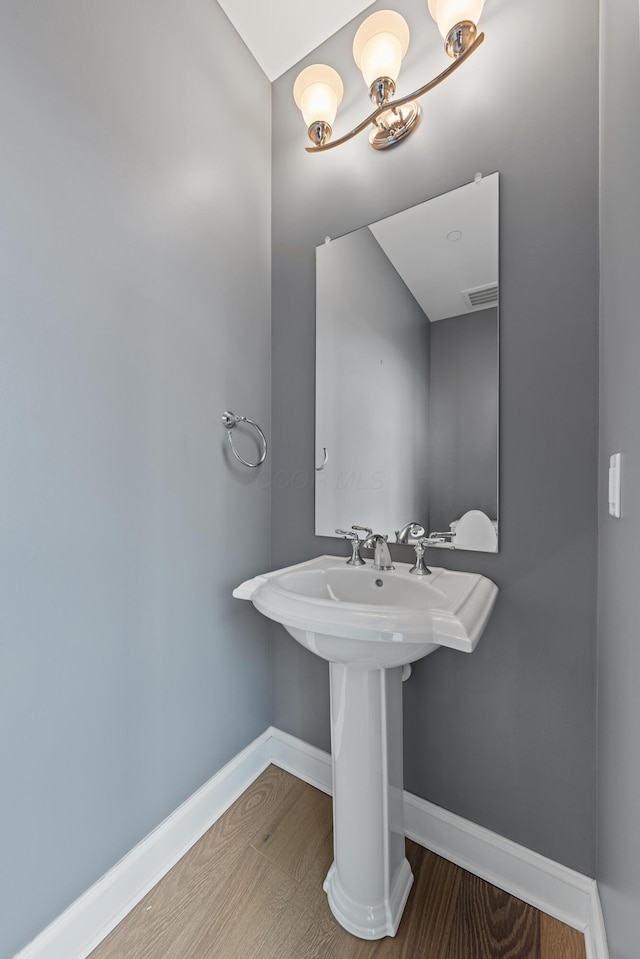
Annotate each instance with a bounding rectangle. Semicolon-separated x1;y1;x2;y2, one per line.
89;766;586;959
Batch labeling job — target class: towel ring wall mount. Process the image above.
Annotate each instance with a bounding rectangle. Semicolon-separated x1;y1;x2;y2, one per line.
221;411;267;468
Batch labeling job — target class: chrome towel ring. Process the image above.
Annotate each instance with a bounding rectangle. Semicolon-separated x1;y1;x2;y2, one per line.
221;411;267;468
315;447;328;471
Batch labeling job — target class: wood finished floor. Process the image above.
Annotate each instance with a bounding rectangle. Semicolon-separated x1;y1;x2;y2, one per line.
89;766;586;959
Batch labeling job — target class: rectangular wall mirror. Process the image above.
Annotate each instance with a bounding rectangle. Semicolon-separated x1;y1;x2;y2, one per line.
315;172;499;552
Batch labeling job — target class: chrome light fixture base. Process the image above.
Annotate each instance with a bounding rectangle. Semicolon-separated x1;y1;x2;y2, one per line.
445;20;477;58
307;120;333;147
369;101;421;150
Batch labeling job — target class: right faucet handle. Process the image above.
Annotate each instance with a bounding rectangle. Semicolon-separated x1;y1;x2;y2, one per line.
409;538;432;576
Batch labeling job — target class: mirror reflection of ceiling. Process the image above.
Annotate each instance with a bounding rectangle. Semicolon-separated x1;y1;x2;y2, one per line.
368;174;499;322
216;0;376;80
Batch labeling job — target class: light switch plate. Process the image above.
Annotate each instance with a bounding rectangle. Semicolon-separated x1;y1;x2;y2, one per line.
608;453;621;518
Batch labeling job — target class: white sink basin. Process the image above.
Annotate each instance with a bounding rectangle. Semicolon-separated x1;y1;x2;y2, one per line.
234;554;498;941
234;554;498;669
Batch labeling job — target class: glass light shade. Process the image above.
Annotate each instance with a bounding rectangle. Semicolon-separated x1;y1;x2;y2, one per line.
428;0;486;38
293;64;344;128
353;11;410;87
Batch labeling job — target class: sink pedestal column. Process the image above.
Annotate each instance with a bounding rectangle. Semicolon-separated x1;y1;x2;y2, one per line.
323;662;414;939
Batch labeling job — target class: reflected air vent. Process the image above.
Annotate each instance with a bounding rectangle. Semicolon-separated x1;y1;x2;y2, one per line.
460;283;499;311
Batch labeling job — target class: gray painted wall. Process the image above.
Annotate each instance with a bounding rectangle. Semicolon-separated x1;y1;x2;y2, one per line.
428;308;498;532
0;2;271;955
597;0;640;955
271;0;599;873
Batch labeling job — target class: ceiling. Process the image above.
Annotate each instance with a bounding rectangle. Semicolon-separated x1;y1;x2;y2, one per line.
216;0;376;81
368;173;499;322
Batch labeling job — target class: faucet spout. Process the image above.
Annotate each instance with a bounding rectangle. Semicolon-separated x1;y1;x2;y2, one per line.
375;538;393;570
362;533;395;571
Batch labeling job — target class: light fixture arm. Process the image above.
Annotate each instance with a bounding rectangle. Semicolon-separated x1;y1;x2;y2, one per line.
305;32;484;154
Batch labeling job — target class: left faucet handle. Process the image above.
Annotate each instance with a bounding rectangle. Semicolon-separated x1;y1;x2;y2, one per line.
351;525;373;539
335;528;357;540
335;529;367;566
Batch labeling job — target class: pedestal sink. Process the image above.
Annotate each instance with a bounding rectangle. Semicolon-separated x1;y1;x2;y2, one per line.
234;555;498;940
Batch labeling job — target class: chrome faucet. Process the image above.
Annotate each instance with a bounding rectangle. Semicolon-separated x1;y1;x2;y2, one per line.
362;532;395;571
395;522;426;544
335;526;371;566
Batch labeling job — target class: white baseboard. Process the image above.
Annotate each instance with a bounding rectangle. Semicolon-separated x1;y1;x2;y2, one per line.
14;726;609;959
586;884;610;959
267;726;332;796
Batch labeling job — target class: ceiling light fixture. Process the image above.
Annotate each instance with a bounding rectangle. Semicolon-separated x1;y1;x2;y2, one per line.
293;2;486;152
